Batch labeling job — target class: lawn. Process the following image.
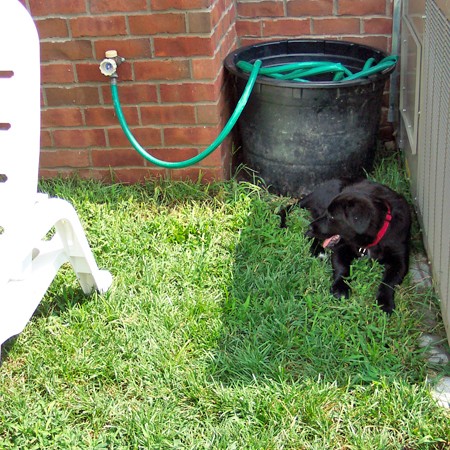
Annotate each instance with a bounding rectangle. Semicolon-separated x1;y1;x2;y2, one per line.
0;153;449;449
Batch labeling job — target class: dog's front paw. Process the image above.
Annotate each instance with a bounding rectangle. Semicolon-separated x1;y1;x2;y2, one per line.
380;303;394;314
331;279;350;298
376;290;395;314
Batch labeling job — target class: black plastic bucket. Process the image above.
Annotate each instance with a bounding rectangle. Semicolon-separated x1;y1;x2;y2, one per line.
224;39;395;196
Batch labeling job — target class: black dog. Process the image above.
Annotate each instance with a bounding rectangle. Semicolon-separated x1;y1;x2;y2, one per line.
281;178;411;313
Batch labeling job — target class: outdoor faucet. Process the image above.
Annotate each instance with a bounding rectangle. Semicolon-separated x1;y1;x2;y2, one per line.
99;50;125;77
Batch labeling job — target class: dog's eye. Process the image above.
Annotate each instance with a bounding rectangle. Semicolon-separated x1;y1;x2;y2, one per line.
329;215;335;221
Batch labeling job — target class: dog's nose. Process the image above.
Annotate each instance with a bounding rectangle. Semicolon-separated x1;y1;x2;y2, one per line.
305;226;314;238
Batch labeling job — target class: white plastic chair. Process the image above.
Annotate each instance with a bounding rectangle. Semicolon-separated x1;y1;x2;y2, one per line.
0;0;112;355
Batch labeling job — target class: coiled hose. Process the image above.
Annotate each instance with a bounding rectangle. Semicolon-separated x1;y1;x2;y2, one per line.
236;55;397;82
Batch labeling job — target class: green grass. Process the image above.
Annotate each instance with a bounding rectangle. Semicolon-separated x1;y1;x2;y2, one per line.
0;153;449;449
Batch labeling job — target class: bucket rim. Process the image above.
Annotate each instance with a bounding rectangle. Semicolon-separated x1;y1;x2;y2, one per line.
224;38;396;89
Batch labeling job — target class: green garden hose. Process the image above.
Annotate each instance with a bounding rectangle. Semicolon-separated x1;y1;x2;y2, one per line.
235;55;397;82
110;56;396;168
110;59;262;169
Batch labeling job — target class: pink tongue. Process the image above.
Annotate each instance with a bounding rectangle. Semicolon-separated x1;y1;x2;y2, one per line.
322;235;340;248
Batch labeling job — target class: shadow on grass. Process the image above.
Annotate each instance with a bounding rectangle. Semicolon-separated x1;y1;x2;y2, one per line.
0;336;18;365
207;176;429;388
0;274;92;365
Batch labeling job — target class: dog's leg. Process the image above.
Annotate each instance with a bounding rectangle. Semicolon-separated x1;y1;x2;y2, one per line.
278;207;289;228
376;252;409;314
278;200;302;229
330;246;357;298
310;238;323;257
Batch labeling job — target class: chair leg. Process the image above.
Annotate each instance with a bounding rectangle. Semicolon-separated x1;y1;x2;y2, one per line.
34;197;113;294
0;196;112;348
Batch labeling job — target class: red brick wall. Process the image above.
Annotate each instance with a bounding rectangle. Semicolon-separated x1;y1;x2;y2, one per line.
20;0;393;183
236;0;393;52
20;0;237;183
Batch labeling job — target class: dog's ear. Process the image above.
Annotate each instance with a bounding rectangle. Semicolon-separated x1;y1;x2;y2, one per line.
339;198;373;234
329;195;373;234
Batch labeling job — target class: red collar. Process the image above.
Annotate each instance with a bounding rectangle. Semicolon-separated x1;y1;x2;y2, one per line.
366;205;392;249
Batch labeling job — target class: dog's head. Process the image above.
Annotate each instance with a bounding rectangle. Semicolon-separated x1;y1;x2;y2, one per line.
306;193;382;248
